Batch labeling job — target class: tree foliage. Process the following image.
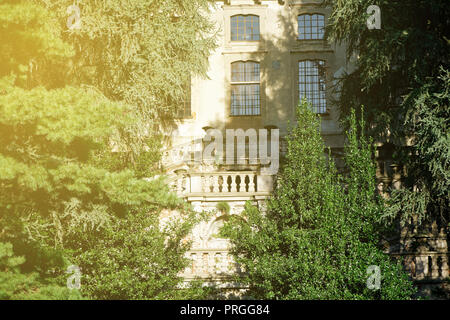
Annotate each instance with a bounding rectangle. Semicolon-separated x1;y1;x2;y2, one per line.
222;101;415;299
38;0;217;121
324;0;449;226
0;242;85;300
0;0;215;299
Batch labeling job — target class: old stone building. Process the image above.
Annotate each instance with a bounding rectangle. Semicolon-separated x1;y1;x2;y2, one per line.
161;0;347;287
160;0;449;295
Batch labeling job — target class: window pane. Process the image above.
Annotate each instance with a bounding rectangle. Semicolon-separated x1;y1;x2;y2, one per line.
299;60;326;113
231;15;260;41
231;16;237;40
298;14;325;40
230;61;260;116
231;62;245;82
231;84;260;116
252;16;260;40
246;62;260;82
231;61;260;83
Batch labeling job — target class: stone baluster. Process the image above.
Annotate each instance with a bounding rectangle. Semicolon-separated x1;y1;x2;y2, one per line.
207;176;212;192
230;174;237;193
416;256;426;280
206;175;212;192
202;252;209;274
208;252;215;274
214;253;221;273
442;255;449;278
248;174;256;192
431;255;439;278
213;176;220;193
220;252;228;273
191;253;197;274
201;176;207;193
210;175;216;192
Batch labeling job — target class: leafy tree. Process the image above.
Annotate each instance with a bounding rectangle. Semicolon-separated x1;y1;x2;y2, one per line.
324;0;449;227
73;209;216;299
38;0;217;121
0;0;74;89
0;0;213;299
0;242;84;300
222;101;415;299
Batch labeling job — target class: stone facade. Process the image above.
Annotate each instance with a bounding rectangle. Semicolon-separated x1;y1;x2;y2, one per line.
161;0;449;294
168;0;347;148
161;0;349;285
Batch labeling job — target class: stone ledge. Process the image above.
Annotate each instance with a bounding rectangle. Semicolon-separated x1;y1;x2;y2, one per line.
186;192;271;202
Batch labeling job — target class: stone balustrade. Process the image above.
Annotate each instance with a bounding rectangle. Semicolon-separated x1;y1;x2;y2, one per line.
170;171;274;197
181;249;241;279
201;172;257;193
393;253;449;280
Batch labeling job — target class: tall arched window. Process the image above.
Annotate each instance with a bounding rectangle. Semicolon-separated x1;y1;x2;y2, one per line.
231;15;260;41
298;14;325;40
298;60;326;114
231;61;260;116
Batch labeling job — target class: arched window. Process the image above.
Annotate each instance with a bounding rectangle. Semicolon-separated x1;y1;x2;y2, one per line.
231;61;260;116
298;14;325;40
298;60;326;114
231;15;260;41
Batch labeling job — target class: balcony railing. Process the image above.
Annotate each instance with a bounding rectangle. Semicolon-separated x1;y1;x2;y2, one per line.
169;171;274;197
180;249;241;279
392;252;449;280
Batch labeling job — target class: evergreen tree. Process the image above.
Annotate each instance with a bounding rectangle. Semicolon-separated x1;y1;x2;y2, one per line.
222;101;415;299
38;0;217;121
0;242;85;299
0;0;213;299
324;0;449;227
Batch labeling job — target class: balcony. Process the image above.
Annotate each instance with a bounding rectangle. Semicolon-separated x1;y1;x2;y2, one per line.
169;171;274;201
180;249;242;280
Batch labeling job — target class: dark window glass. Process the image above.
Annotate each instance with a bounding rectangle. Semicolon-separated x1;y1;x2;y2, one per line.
231;61;260;116
298;14;325;40
298;60;326;114
231;15;260;41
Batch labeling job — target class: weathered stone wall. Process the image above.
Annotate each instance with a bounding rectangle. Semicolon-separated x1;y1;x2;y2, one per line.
163;0;449;297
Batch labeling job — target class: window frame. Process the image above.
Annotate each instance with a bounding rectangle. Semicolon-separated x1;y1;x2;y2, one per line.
230;61;261;116
297;13;325;40
298;60;327;114
230;14;260;42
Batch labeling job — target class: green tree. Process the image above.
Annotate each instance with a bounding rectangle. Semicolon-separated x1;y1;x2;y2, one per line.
324;0;449;227
222;101;415;299
39;0;217;121
0;242;84;300
74;209;214;299
0;0;213;299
